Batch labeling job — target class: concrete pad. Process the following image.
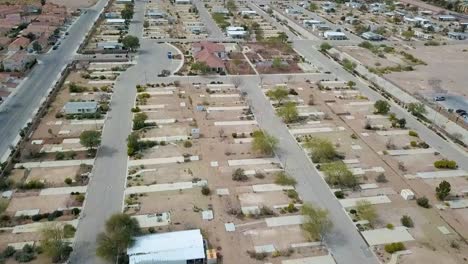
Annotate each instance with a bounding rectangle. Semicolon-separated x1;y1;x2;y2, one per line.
62;138;80;144
8;242;35;250
361;132;369;137
31;140;43;145
146;118;176;125
437;226;451;235
70;120;105;125
15;159;94;168
216;188;230;195
366;115;388;119
39;186;87;196
282;255;336;264
210;94;240;98
343;159;359;164
290;242;321;248
144;91;173;95
234;138;253;143
202;210;213;220
447;199;468;209
125;181;199;195
141;135;189;142
348;101;374;106
345;115;355;120
386;148;436;156
254;244;276;253
265;215;305;227
360;183;379;190
58;130;70;135
128;156;185;166
228;158;278;166
12;219;78;233
290;127;345;135
361;226;414;246
339;196;391;208
414;170;467;179
241;206;260;215
351;144;362;150
132;213;171;228
15;209;40;217
376;130;409;136
139;104;166;110
252;184;295;192
214;120;258;126
207;106;248;111
210;161;219;167
225;223;236;232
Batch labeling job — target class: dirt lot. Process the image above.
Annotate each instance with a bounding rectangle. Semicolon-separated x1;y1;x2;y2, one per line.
386;44;468;97
49;0;98;10
6;194;73;214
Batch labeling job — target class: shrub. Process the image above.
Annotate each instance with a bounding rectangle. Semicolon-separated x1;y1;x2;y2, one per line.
75;194;85;203
201;186;211;196
64;178;73;185
434;159;457;169
20;180;45;190
148;227;155;233
274;172;297;186
71;208;81;216
386;223;394;229
400;215;414;227
410;141;417;147
408;130;418;137
376;173;387;183
260;206;275;216
183;141;192;148
334;190;344;199
416;196;430;208
63;224;76;238
384;242;405;253
55;152;65;160
3;246;16;257
254;172;265;179
232;168;248;181
285;203;298;213
286;190;299;199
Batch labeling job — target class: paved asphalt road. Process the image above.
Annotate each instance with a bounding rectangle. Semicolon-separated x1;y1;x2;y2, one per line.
69;0;181;262
238;79;379;264
293;40;468;170
0;0;109;162
192;0;225;38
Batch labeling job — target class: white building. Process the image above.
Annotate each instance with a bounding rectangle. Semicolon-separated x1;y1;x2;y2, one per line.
400;189;415;200
324;31;347;40
106;18;126;25
303;19;324;27
175;0;191;4
240;10;257;16
127;229;206;264
226;26;247;38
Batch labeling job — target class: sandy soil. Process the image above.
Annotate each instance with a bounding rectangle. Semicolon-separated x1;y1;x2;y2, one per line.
49;0;98;10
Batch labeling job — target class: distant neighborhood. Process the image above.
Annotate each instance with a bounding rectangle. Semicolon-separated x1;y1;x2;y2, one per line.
0;1;71;102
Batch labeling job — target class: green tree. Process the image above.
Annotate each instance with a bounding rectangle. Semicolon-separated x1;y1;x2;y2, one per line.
133;112;148;130
226;0;237;12
407;102;426;117
342;58;356;71
96;213;140;262
346;80;356;89
277;102;299;123
41;224;73;262
252;130;278;156
266;86;289;105
191;61;211;74
304;137;338;163
272;57;283;69
277;32;288;43
435;180;451;200
398;118;406;128
356;200;378;224
322;161;357;188
32;41;42;52
79;130;101;152
121;4;134;20
309;3;319;11
143;20;149;28
301;203;333;243
122;35;140;52
401;30;414;40
374;100;391;114
320;42;332;52
127;132;140;156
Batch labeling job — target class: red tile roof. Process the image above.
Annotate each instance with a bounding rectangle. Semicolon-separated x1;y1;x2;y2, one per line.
193;42;226;68
8;36;30;49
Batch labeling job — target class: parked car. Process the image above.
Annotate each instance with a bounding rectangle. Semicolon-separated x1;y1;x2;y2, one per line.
434;96;445;101
52;45;59;50
455;109;466;115
157;70;170;77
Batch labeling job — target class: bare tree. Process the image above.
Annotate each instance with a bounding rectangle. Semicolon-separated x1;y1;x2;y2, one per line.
231;77;243;88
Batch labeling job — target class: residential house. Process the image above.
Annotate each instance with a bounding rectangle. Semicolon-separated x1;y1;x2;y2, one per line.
0;37;12;49
8;36;31;52
106;18;126;25
63;101;98;115
448;31;467;40
321;2;336;12
2;50;35;72
226;26;247;38
27;34;49;52
345;16;359;25
127;229;206;264
303;19;324;27
184;21;206;34
96;41;124;50
192;41;227;72
362;31;385;41
147;9;166;19
240;10;257;17
414;30;433;40
324;31;347;40
175;0;192;4
438;15;457;21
